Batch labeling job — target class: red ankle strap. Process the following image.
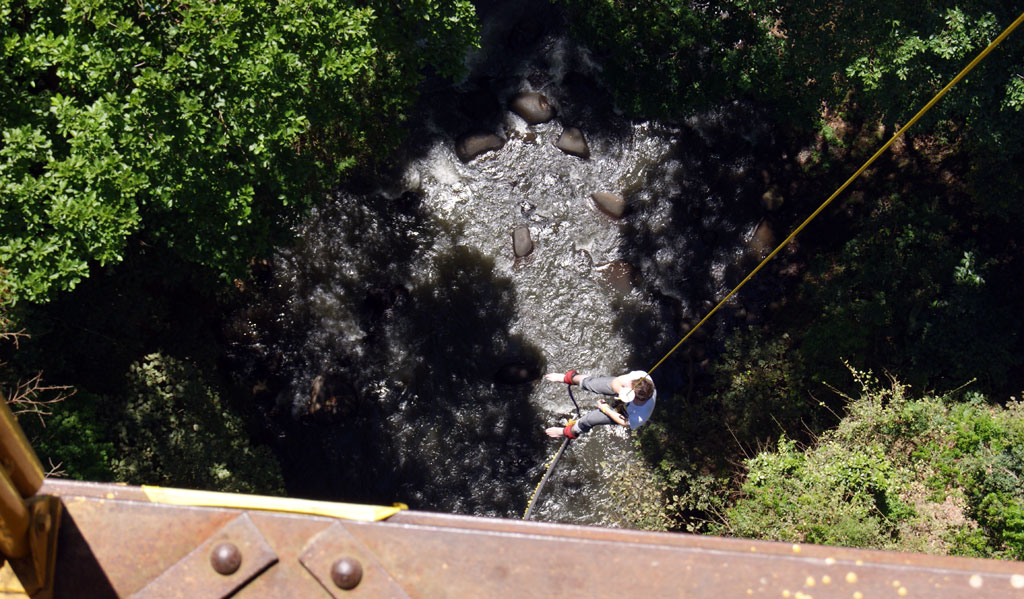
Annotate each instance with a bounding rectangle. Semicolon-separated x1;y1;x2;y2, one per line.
563;369;578;385
563;422;577;439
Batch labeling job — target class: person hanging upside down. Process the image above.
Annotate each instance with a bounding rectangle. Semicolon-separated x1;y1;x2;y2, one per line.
544;370;657;438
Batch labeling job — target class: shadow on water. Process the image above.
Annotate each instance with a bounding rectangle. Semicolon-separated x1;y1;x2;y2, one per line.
226;192;546;515
612;103;796;391
607;101;812;483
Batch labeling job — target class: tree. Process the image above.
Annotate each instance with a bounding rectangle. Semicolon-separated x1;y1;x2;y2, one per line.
0;0;478;303
557;1;1023;134
555;0;764;117
2;273;113;480
795;190;1023;396
745;1;1024;216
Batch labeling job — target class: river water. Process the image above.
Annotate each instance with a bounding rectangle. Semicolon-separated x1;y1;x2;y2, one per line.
226;0;784;525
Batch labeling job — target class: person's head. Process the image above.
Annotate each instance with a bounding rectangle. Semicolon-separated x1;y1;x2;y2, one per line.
620;376;655;403
632;377;655;402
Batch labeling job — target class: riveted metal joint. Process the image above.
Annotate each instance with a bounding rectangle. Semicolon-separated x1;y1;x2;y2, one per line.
210;542;242;576
331;556;363;590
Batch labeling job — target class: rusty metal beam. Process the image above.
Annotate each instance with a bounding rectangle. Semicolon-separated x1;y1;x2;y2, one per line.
41;479;1024;598
0;393;45;562
1;395;60;599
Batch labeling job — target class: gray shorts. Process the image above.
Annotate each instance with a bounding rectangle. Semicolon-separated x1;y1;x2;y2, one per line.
579;375;616;396
573;408;616;434
569;375;620;435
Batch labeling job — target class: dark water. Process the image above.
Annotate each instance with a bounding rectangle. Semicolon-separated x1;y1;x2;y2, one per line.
226;0;786;524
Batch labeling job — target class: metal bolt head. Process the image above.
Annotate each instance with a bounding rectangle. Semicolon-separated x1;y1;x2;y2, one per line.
330;557;363;590
210;542;242;575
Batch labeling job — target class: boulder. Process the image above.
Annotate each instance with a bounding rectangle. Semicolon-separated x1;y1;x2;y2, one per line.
748;218;776;257
595;260;634;294
455;132;505;163
510;92;555;125
512;226;533;257
591;192;626;219
555;127;590;158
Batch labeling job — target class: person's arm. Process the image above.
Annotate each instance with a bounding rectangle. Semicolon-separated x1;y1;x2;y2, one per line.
597;399;629;427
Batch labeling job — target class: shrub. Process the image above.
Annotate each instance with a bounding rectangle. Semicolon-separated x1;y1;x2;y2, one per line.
717;368;1024;558
112;352;284;495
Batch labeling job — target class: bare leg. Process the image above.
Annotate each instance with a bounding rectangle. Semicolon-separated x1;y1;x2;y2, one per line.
544;372;582;385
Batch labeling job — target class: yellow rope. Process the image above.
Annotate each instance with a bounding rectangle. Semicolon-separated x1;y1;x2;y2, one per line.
643;10;1024;380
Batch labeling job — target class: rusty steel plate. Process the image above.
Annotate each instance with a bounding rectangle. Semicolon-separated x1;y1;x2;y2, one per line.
299;522;409;599
131;513;277;599
40;480;1024;599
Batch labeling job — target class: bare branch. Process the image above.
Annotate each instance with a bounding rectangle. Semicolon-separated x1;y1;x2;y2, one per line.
45;458;67;479
4;371;75;426
0;328;28;349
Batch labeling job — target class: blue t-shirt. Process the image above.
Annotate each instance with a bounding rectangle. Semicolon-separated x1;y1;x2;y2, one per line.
619;370;657;429
626;396;656;429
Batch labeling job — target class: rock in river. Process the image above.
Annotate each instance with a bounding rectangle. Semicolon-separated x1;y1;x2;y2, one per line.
455;132;505;163
591;192;625;219
595;260;634;294
747;218;775;257
555;127;589;158
510;92;555;125
512;225;534;257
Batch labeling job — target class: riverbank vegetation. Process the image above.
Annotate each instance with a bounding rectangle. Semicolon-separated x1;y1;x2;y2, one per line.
3;0;1024;559
719;368;1024;559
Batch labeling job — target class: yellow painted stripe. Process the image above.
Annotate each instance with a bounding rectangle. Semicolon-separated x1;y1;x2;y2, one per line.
142;485;406;521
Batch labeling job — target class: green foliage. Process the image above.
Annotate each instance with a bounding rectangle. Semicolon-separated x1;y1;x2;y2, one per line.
606;450;728;533
555;0;766;118
724;436;914;548
944;399;1024;559
796;191;1020;394
0;0;478;303
22;393;116;482
757;1;1024;218
718;368;1024;559
112;352;284;495
3;275;113;480
558;1;1022;127
557;0;1024;223
706;328;817;444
